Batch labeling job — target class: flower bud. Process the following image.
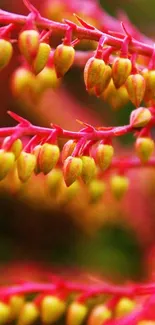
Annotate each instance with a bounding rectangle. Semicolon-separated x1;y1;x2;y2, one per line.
95;144;114;171
18;302;39;325
0;150;15;181
115;298;135;318
63;156;82;187
125;74;146;107
46;168;63;195
41;295;66;324
135;137;154;163
84;57;106;90
130;107;152;128
62;180;81;203
38;143;60;175
36;66;61;93
102;80;129;110
95;64;112;96
80;156;96;184
32;145;42;174
17;152;36;182
0;39;13;70
32;43;51;74
18;30;40;63
88;305;112;325
11;67;36;97
2;137;22;160
112;57;132;88
0;302;10;324
61;140;76;163
110;175;129;200
88;179;106;203
9;295;25;321
142;69;155;101
54;44;75;77
67;302;88;325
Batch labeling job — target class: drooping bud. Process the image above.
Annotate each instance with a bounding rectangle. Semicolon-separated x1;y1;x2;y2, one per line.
115;298;135;318
112;57;132;88
88;304;112;325
0;39;13;70
0;302;10;325
11;67;36;97
18;302;39;325
36;66;61;93
62;180;81;203
135;137;154;163
95;144;114;171
38;143;60;175
67;302;88;325
95;64;112;96
46;168;63;195
102;80;129;110
80;156;96;184
2;137;23;159
125;74;146;107
18;30;40;63
41;295;66;324
61;140;76;163
63;156;82;187
84;57;106;91
110;175;129;200
33;144;42;174
32;43;51;74
9;295;25;321
88;179;106;203
130;107;152;128
54;44;75;77
17;152;36;182
142;69;155;101
0;150;15;181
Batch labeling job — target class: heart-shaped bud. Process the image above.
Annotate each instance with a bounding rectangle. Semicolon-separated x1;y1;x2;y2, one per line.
0;39;13;70
32;43;51;74
61;140;76;163
18;303;39;325
102;80;129;110
38;143;60;175
95;64;112;96
95;144;114;171
18;30;40;63
142;69;155;101
110;175;129;200
135;137;154;162
9;295;25;321
3;137;22;160
37;66;61;93
125;74;146;107
63;156;82;187
0;150;15;181
17;152;36;182
88;305;112;325
115;298;135;318
11;67;36;97
41;295;66;324
67;302;88;325
46;168;63;195
80;156;96;184
88;179;106;203
112;57;132;88
130;107;152;128
54;44;75;77
84;57;106;91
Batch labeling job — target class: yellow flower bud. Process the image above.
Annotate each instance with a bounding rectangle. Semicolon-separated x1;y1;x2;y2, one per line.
33;144;42;174
102;80;129;110
84;57;105;91
80;155;96;184
95;64;112;96
54;44;75;77
0;302;10;325
3;137;22;159
36;66;61;93
88;179;106;203
88;304;112;325
110;175;129;200
130;107;152;128
115;298;135;318
38;143;60;175
9;295;25;321
135;137;154;162
112;57;132;88
61;140;76;163
11;67;36;97
18;302;39;325
32;42;51;74
63;180;81;203
0;150;15;181
41;295;66;324
125;74;146;107
63;156;82;187
67;302;88;325
0;39;13;70
17;152;36;182
18;30;40;63
95;144;114;171
142;69;155;101
46;168;63;195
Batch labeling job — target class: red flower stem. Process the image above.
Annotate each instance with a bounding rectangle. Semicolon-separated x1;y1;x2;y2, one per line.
0;9;154;59
111;157;155;169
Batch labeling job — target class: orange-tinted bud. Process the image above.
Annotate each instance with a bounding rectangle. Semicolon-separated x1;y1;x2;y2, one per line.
18;302;39;325
63;156;82;187
88;305;112;325
112;57;132;88
125;74;146;107
9;295;25;321
95;64;112;96
88;179;106;203
0;150;15;181
54;44;75;77
2;137;22;160
0;302;10;324
81;156;96;184
135;137;154;162
11;67;36;97
0;39;13;70
37;66;61;93
84;57;106;90
102;80;129;110
46;168;63;195
95;144;114;171
67;302;88;325
41;295;66;324
115;298;135;318
110;175;129;200
17;152;36;182
38;143;60;175
32;43;51;74
130;107;152;128
18;30;40;63
61;140;76;163
142;69;155;101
